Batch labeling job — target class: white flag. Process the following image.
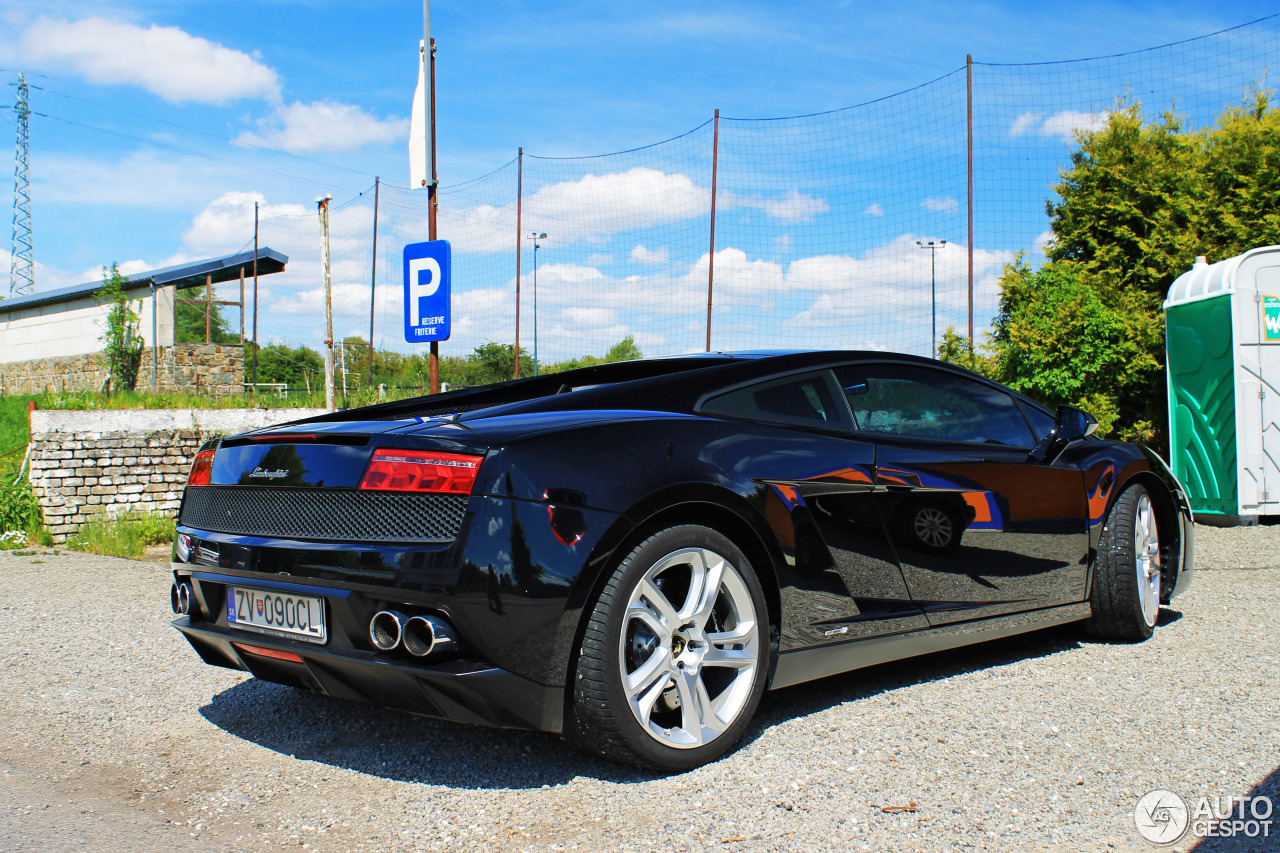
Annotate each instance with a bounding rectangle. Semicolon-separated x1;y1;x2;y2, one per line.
409;39;428;188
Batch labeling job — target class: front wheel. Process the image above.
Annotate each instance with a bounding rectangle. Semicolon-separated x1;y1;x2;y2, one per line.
566;525;770;771
1084;484;1163;641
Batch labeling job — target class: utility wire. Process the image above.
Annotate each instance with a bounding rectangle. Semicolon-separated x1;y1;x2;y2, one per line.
28;83;380;179
30;110;365;195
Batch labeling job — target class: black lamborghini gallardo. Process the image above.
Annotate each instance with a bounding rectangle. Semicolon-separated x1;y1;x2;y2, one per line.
170;351;1193;770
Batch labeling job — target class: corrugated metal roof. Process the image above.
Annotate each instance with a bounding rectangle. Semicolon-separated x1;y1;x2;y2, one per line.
0;247;288;316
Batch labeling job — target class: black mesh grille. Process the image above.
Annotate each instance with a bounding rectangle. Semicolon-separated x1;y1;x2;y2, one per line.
179;487;468;543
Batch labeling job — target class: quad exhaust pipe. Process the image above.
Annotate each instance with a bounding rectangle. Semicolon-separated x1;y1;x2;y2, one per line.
369;610;457;660
170;581;193;615
369;610;407;651
402;614;456;658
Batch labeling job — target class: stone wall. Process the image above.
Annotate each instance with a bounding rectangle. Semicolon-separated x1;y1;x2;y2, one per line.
27;407;328;541
0;343;245;395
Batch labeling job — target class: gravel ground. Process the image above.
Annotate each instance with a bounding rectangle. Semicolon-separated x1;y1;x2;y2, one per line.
1;524;1278;853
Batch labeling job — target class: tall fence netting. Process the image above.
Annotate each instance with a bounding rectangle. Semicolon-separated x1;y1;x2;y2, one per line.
235;14;1280;378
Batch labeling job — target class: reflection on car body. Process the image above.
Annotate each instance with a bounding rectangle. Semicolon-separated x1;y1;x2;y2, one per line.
168;350;1194;771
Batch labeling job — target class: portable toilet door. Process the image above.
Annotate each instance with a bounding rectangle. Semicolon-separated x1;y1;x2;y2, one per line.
1164;247;1280;525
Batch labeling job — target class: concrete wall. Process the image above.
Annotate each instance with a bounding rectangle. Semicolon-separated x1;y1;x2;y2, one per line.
0;284;173;364
0;343;245;395
26;407;329;541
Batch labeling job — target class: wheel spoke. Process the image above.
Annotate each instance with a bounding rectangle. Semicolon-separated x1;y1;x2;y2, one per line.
638;578;679;628
690;552;727;626
705;621;754;646
672;667;714;744
701;645;756;670
696;677;728;735
674;549;708;621
624;647;668;698
628;602;667;640
633;669;672;724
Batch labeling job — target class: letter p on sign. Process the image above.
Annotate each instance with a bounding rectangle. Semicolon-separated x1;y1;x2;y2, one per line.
403;240;451;343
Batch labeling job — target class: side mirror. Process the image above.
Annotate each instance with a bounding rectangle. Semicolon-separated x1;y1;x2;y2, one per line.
1055;405;1098;441
1029;404;1097;463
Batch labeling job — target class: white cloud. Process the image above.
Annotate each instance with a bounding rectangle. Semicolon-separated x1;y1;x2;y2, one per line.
630;245;669;265
182;191;310;256
237;101;409;154
864;203;884;217
529;167;707;235
1010;110;1111;142
1040;110;1110;141
0;248;87;294
1009;113;1042;138
424;167;709;255
19;17;280;104
729;189;829;223
780;236;1012;333
922;196;959;213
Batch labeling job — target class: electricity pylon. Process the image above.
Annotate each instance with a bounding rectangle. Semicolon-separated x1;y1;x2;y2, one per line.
10;71;34;297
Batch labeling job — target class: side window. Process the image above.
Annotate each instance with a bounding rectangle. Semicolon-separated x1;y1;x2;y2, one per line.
1019;401;1056;442
835;364;1035;447
701;371;852;430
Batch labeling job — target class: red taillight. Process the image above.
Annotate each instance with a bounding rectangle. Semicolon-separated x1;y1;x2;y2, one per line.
359;449;483;494
187;449;215;486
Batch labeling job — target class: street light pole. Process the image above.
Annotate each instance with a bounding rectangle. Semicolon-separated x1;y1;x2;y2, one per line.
917;240;946;358
527;231;546;376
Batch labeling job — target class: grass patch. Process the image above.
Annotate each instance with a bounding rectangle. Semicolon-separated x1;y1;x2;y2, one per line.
65;511;175;559
0;386;429;460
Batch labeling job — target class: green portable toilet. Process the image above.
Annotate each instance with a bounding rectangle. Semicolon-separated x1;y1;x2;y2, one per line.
1164;248;1280;525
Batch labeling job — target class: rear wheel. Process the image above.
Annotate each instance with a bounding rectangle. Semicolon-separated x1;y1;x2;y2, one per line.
1084;484;1163;641
566;525;770;771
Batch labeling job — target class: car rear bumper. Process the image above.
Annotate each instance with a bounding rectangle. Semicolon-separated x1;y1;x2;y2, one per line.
174;617;565;733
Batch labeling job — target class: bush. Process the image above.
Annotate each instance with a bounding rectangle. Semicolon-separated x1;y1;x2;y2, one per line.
66;512;175;559
0;480;43;542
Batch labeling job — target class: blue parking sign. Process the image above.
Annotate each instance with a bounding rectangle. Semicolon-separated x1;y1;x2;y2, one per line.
403;240;451;343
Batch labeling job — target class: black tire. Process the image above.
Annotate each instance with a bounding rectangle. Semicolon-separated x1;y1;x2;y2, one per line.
565;525;771;772
1083;484;1162;641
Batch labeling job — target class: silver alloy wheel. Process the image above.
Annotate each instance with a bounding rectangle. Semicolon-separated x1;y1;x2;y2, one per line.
619;546;760;749
914;507;953;548
1134;493;1162;627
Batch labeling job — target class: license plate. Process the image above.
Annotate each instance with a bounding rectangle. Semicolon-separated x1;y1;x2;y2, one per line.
226;586;326;644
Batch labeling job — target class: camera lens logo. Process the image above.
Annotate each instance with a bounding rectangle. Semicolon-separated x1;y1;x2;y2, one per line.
1134;789;1190;844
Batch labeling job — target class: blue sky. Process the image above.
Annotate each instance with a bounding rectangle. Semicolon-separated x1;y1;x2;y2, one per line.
2;1;1279;359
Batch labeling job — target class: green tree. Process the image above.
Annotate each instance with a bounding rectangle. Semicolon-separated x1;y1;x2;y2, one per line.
253;343;324;389
175;299;237;344
1046;104;1197;298
982;90;1280;448
464;342;534;385
544;335;644;374
984;259;1163;440
96;264;144;393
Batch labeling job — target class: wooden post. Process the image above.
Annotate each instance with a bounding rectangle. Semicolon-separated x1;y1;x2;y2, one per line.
706;109;720;353
428;37;440;395
515;148;523;379
239;268;245;343
368;177;380;387
966;54;974;351
252;202;259;389
204;274;212;344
